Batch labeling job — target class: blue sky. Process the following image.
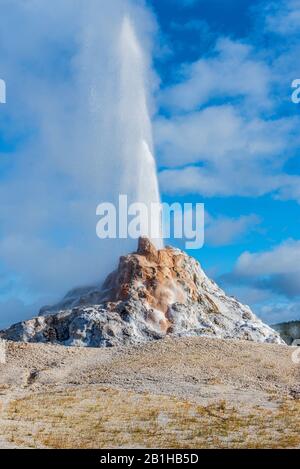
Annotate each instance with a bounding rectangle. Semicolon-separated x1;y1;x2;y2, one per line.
150;0;300;325
0;0;300;327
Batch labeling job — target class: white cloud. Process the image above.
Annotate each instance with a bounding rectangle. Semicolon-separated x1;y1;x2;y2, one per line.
0;0;158;314
221;240;300;300
224;284;272;307
155;2;300;203
260;301;300;325
217;239;300;323
205;213;261;247
155;105;299;168
264;0;300;36
235;240;300;276
160;38;272;112
159;163;300;198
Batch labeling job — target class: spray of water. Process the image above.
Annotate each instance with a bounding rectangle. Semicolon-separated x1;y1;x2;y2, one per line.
79;12;163;252
118;16;163;248
0;1;163;326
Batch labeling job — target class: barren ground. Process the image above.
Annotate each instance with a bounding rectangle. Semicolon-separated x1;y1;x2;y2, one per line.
0;336;299;448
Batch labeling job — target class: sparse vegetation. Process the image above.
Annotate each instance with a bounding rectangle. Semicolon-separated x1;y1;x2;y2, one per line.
0;337;299;448
2;386;300;449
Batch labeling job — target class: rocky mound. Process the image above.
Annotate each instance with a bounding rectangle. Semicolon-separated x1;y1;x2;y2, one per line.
0;238;283;346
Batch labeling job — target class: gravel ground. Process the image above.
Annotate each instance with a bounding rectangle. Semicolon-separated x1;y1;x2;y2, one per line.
1;336;299;403
0;337;299;448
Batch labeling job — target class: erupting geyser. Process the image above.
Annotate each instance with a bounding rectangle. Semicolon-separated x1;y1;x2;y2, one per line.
84;13;163;253
118;16;163;249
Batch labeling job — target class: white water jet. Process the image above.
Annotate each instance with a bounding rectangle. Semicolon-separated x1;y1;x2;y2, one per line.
117;16;163;249
79;12;163;252
64;5;164;282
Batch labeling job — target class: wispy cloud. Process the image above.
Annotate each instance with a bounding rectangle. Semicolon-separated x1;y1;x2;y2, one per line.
205;213;261;247
155;1;300;203
221;239;300;299
160;38;272;112
217;238;300;323
264;0;300;36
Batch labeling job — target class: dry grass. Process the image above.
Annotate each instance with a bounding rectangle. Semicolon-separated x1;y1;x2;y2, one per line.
0;338;299;448
3;386;300;449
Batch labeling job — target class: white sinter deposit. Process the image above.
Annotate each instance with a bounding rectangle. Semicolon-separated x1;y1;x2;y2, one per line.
0;238;283;346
